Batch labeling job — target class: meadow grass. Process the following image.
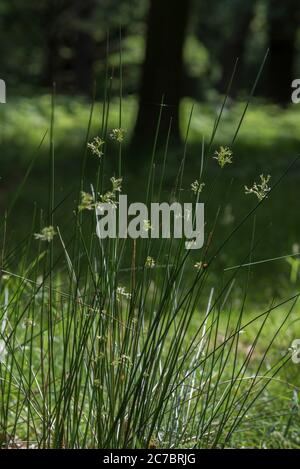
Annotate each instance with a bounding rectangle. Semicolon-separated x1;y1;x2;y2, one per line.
1;95;300;171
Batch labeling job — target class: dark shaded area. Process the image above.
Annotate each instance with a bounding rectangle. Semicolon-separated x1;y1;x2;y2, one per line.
0;2;299;94
216;1;257;97
132;0;190;148
267;0;300;104
0;0;300;146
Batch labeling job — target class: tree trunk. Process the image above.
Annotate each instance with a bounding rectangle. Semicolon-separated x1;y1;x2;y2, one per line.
267;0;299;105
217;1;256;97
41;0;95;94
132;0;191;149
74;0;96;95
41;1;60;88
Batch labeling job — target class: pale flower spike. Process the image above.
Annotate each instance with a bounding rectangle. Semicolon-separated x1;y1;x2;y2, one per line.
79;177;123;212
191;180;205;195
87;136;105;158
213;146;233;168
116;286;132;300
110;177;122;193
245;174;271;201
34;226;56;242
110;128;126;143
145;256;156;268
79;192;94;212
143;220;152;232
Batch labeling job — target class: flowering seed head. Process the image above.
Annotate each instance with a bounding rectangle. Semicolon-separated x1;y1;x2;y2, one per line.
34;226;56;242
110;128;126;143
87;136;105;158
245;174;271;201
116;286;132;300
78;191;94;211
213;146;233;168
145;256;155;268
143;219;152;232
191;180;205;195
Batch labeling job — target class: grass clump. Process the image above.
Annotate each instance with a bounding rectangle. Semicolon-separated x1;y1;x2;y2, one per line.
0;74;300;449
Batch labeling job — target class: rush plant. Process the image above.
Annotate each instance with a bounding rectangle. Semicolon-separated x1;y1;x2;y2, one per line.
0;55;299;449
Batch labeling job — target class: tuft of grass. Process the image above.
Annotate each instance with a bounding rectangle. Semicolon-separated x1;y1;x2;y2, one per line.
1;59;300;449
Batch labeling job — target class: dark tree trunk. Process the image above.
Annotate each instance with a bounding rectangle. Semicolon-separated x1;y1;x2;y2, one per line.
41;1;60;88
74;0;96;95
267;0;299;105
217;1;256;97
132;0;191;149
41;0;95;94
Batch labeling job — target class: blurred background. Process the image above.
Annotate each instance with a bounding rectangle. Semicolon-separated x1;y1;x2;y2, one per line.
1;0;300;302
0;1;299;99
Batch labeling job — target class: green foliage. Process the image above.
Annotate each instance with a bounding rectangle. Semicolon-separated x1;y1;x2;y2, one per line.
184;36;209;78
